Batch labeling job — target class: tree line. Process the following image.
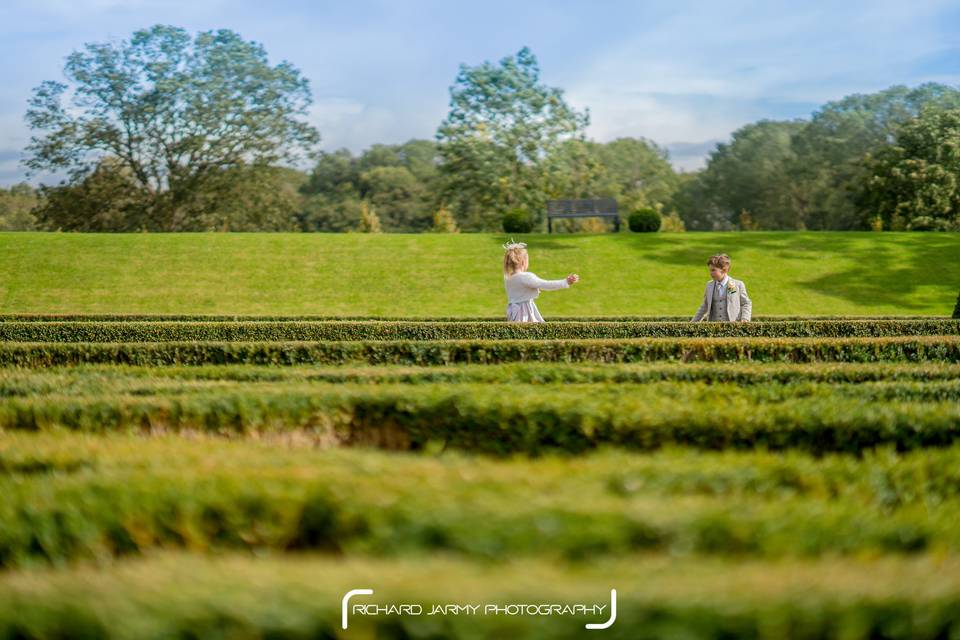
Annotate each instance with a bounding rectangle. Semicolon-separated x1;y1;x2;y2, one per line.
2;24;959;233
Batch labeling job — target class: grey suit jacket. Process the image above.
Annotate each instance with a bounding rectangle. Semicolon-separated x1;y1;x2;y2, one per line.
691;277;752;322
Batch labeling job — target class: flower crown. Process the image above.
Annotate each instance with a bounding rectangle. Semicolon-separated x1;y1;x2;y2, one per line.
502;238;527;251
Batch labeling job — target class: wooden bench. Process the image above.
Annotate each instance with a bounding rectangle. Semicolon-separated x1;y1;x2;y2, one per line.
546;198;620;233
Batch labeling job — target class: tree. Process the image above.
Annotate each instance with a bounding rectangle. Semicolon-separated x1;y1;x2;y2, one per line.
592;137;679;209
0;183;39;231
659;210;686;232
298;194;361;232
787;83;960;229
184;164;306;231
541;139;606;199
302;149;359;198
299;140;440;232
25;24;319;230
358;166;430;231
436;47;589;230
430;206;459;233
857;107;960;231
356;140;440;189
34;157;150;231
358;201;382;232
298;148;361;232
670;171;734;231
696;120;806;230
391;139;441;187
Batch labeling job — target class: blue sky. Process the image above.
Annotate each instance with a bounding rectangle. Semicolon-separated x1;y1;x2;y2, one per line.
1;0;959;186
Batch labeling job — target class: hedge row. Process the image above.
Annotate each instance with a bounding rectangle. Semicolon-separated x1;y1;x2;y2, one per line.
2;462;959;568
0;313;947;323
2;437;960;567
2;552;959;639
2;336;958;366
4;384;960;454
7;432;960;506
4;371;960;403
2;319;959;342
5;362;960;396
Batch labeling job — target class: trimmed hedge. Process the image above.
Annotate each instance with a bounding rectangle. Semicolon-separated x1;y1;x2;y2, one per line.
8;463;960;566
5;362;960;392
1;319;959;342
5;376;960;402
8;433;960;504
501;207;534;233
1;463;959;568
4;383;960;454
0;313;949;323
1;336;958;367
954;288;960;319
629;207;662;232
2;437;960;567
2;552;960;639
4;366;960;401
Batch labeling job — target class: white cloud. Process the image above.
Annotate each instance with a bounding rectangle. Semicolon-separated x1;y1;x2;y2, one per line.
309;98;397;151
562;0;960;168
665;140;723;172
307;96;445;153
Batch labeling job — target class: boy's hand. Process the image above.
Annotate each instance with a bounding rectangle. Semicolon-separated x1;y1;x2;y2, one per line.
566;274;579;285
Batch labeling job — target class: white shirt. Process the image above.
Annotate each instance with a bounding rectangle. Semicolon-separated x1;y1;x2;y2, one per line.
715;275;730;298
504;271;569;303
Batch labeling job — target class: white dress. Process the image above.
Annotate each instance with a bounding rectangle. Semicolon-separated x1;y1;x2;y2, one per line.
503;271;570;322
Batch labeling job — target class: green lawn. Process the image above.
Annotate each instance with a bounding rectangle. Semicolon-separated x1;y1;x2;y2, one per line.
1;231;957;315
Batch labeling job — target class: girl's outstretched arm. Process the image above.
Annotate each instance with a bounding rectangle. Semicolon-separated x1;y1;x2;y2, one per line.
518;272;576;290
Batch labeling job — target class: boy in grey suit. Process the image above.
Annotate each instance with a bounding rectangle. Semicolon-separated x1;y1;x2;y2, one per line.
691;253;752;322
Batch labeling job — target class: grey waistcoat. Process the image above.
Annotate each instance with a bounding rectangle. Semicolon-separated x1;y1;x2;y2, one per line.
709;282;727;321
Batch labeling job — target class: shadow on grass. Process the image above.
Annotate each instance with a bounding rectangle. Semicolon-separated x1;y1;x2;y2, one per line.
487;234;582;251
626;232;960;311
798;235;960;311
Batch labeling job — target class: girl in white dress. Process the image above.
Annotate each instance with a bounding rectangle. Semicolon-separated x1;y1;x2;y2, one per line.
502;240;579;322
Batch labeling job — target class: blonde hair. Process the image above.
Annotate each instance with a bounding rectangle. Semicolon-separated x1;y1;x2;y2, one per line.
707;253;731;270
503;246;528;276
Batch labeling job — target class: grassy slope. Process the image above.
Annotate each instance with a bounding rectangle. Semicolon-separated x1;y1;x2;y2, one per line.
1;231;957;316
